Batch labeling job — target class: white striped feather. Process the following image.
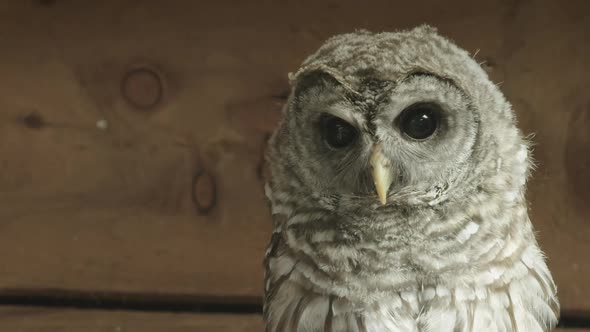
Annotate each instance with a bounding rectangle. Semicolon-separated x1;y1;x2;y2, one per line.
264;240;558;331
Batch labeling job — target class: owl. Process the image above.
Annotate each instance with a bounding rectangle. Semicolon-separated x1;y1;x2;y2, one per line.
263;26;559;332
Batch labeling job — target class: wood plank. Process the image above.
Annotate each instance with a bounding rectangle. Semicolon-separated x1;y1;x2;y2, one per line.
0;306;263;332
0;0;588;314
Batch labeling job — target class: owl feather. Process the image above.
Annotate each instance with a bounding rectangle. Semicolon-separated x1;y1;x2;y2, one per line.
263;25;559;332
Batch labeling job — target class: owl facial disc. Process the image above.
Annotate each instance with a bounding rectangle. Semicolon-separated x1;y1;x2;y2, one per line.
370;143;395;205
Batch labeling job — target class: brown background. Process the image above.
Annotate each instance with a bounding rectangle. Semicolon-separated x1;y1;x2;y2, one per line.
0;0;588;330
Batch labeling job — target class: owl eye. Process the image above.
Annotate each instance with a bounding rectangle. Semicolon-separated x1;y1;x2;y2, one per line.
398;102;441;140
319;114;358;149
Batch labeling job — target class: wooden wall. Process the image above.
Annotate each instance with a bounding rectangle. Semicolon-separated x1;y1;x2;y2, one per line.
0;0;588;330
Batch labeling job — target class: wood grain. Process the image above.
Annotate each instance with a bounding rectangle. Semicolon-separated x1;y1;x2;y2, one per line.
0;0;588;314
0;306;263;332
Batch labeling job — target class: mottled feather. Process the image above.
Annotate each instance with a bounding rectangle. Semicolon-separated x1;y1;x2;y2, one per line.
264;25;558;331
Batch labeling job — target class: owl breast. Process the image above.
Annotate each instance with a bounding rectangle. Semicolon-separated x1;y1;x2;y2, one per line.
264;237;558;332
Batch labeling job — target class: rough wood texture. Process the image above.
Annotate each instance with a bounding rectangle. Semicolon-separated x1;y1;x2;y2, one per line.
0;0;588;316
0;306;263;332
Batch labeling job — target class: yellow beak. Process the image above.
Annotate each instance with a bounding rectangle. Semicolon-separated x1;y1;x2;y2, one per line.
370;144;395;205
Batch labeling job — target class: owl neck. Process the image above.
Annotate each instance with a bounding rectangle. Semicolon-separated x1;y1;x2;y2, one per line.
265;177;553;297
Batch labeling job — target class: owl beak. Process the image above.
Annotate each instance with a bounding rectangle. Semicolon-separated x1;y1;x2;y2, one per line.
370;144;395;205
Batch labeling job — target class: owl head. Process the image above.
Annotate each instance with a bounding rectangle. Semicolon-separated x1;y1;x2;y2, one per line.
267;26;529;213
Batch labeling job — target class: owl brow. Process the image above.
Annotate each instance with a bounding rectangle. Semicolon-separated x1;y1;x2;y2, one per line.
398;71;474;120
400;70;460;89
347;78;395;137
